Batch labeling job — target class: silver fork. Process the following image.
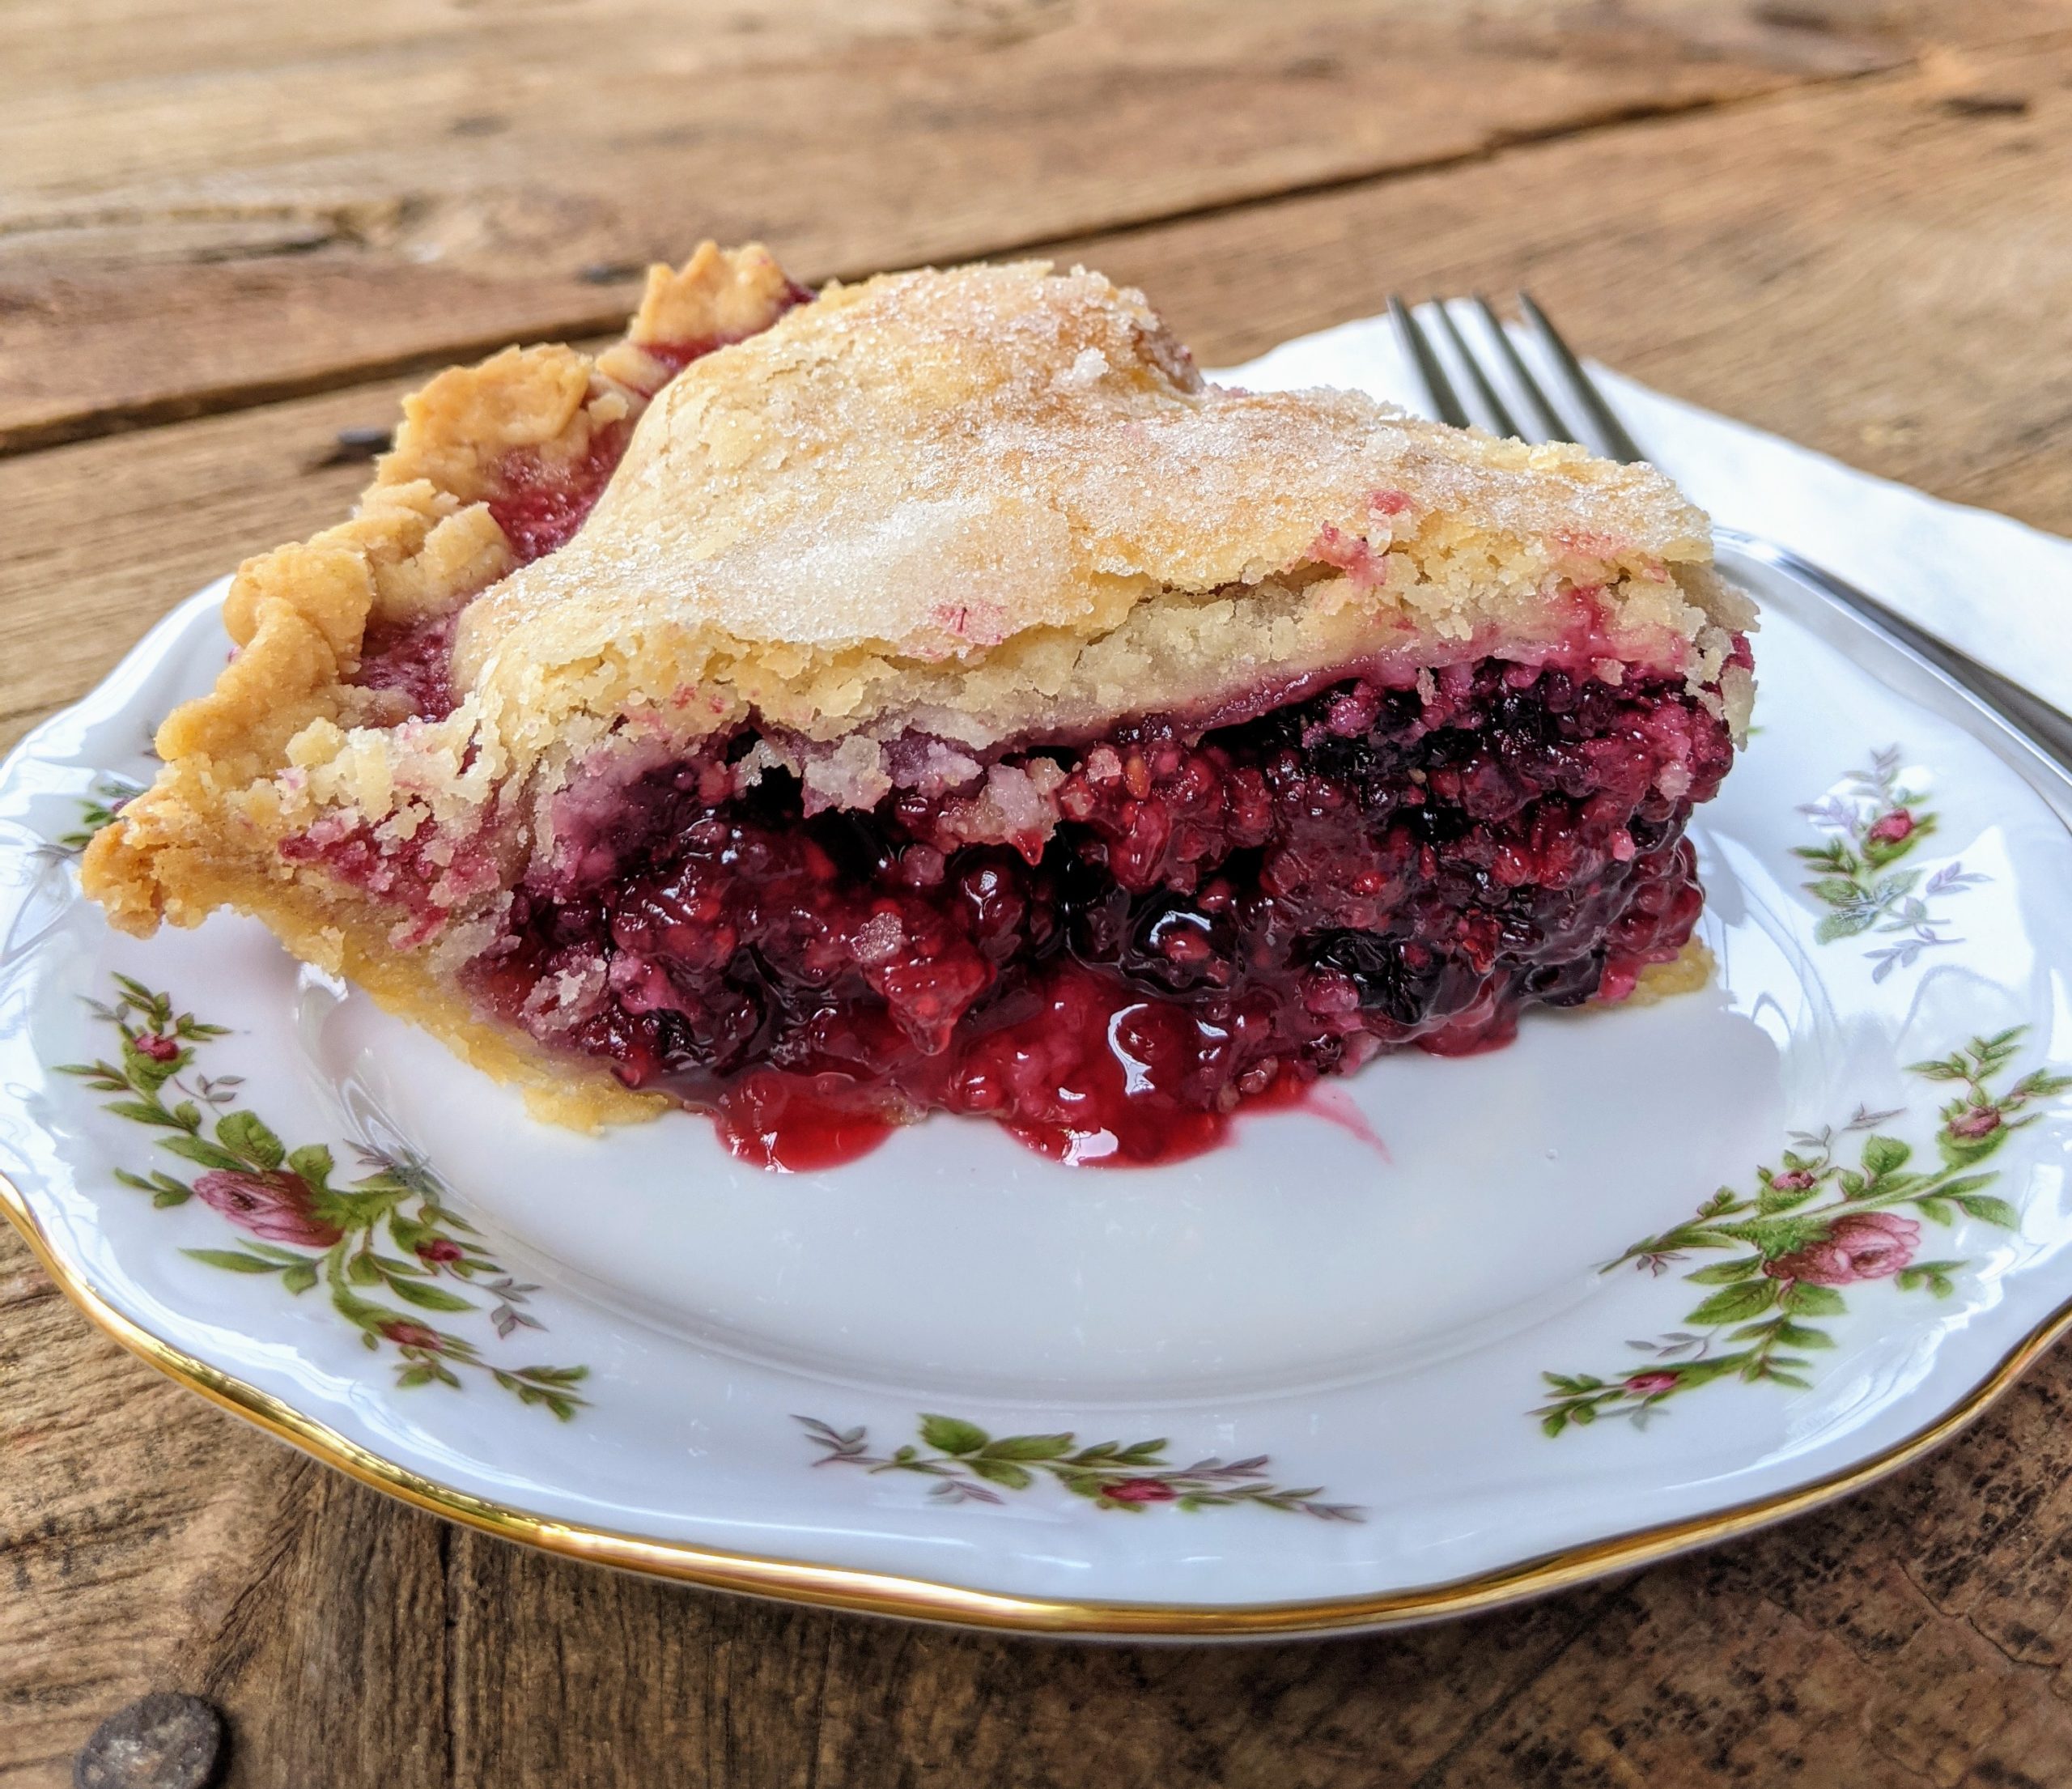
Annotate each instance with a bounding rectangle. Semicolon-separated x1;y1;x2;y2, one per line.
1387;295;2072;774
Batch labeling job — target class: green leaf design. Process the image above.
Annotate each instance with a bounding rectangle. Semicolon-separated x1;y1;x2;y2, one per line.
287;1144;336;1185
215;1110;285;1170
799;1417;1356;1522
1860;1135;1911;1177
1735;1215;1833;1256
1954;1193;2019;1228
1685;1281;1777;1326
159;1135;248;1173
1780;1282;1846;1316
1773;1320;1835;1349
1686;1257;1763;1285
967;1459;1034;1489
1815;910;1877;944
388;1278;478;1313
1757;1184;1820;1213
983;1433;1075;1461
280;1260;321;1295
919;1415;990;1455
1908;1058;1968;1081
183;1248;283;1273
105;1099;180;1128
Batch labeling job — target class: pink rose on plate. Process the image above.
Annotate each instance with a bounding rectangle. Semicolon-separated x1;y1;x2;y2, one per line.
1866;808;1917;847
1103;1478;1180;1504
1947;1106;2003;1142
414;1238;465;1264
1768;1169;1819;1192
192;1169;342;1249
1764;1210;1920;1287
380;1319;443;1351
133;1032;180;1063
1624;1371;1680;1396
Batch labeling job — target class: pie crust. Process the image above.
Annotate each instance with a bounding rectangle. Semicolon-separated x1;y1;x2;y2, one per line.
83;248;1756;1153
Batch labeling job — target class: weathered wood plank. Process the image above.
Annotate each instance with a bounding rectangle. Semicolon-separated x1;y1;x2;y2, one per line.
1;0;2057;452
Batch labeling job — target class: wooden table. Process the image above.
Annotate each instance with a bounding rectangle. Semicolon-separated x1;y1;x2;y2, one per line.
5;3;2071;1782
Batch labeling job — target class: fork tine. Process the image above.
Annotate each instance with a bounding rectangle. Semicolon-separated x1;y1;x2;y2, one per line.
1387;295;1472;430
1516;292;1649;465
1468;295;1572;446
1433;302;1522;439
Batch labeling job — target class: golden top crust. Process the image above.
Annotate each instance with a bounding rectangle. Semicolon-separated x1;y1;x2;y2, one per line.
452;261;1733;761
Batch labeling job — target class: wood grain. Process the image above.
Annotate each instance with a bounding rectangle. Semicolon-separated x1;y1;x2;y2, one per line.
6;7;2072;1787
0;0;2057;453
6;32;2069;757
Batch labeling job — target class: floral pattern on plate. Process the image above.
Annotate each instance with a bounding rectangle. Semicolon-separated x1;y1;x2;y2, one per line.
1794;745;1988;979
57;975;591;1418
1537;1029;2070;1435
798;1414;1364;1519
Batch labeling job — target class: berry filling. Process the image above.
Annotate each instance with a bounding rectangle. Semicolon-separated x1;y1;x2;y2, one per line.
456;652;1739;1170
354;610;463;723
486;422;635;564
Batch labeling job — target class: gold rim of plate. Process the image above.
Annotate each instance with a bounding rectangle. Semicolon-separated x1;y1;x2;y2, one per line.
8;1166;2067;1637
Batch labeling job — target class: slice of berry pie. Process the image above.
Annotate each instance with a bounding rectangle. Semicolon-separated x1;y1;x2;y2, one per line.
85;246;1755;1169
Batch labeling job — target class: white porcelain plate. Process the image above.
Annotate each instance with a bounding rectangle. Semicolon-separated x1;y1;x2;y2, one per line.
4;546;2070;1637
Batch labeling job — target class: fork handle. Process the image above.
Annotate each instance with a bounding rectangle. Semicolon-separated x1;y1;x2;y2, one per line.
1721;528;2072;776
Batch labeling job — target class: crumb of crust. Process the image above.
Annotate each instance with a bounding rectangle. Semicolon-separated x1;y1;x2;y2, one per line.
1628;939;1716;1004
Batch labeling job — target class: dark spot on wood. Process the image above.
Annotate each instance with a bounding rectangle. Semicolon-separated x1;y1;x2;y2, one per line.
1972;1761;2052;1789
74;1693;224;1789
449;115;511;138
313;425;393;467
1282;54;1341;79
1750;4;1841;32
578;261;646;285
1941;92;2031;117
